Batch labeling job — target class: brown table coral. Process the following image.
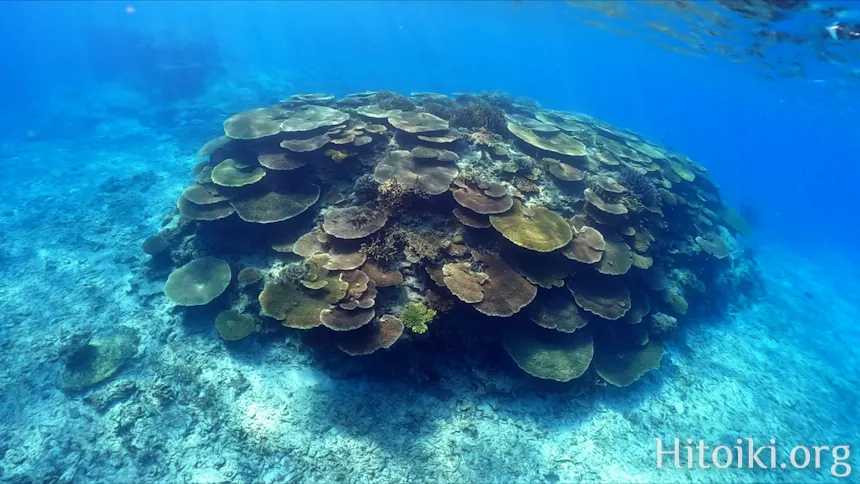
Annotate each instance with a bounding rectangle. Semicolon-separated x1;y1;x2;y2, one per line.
148;90;759;388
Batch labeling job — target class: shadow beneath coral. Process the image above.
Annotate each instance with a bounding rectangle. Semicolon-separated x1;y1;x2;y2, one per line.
290;306;667;473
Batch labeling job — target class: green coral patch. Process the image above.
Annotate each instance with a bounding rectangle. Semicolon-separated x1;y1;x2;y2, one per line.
215;310;256;340
401;302;437;334
490;200;572;252
504;323;594;382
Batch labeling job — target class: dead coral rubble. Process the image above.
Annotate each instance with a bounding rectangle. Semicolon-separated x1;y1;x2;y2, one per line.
149;90;758;387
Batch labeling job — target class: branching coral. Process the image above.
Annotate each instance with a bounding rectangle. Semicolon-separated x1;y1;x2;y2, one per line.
372;90;416;111
353;174;381;204
423;99;457;120
511;176;540;195
273;261;311;285
403;229;448;263
450;100;506;132
377;179;421;215
467;129;495;147
401;301;437;334
360;235;401;266
618;165;660;208
237;267;264;286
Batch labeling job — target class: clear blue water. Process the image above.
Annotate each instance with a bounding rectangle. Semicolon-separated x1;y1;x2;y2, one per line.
1;1;858;482
3;0;859;249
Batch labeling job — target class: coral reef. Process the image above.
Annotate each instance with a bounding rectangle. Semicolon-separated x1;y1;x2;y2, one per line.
148;90;758;386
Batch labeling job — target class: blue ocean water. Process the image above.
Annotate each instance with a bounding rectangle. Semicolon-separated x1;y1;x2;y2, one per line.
1;1;859;482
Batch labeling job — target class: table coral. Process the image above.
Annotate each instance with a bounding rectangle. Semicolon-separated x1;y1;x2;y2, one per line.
147;89;759;387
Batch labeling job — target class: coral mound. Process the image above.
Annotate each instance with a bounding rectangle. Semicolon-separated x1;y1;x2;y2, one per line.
147;90;759;387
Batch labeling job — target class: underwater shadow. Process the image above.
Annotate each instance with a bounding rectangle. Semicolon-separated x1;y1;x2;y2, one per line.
294;309;668;463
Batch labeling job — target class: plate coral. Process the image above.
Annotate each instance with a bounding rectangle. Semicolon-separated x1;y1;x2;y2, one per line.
148;90;757;387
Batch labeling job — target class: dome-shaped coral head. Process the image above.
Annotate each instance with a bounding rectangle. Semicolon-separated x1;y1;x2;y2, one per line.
237;267;264;286
142;235;169;255
163;257;231;306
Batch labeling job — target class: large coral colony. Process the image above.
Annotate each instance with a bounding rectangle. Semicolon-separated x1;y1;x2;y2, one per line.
146;90;756;387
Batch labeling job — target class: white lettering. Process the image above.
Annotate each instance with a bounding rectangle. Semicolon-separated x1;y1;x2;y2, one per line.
655;438;680;468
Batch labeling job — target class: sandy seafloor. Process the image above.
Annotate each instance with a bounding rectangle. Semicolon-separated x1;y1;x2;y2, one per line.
1;91;858;484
